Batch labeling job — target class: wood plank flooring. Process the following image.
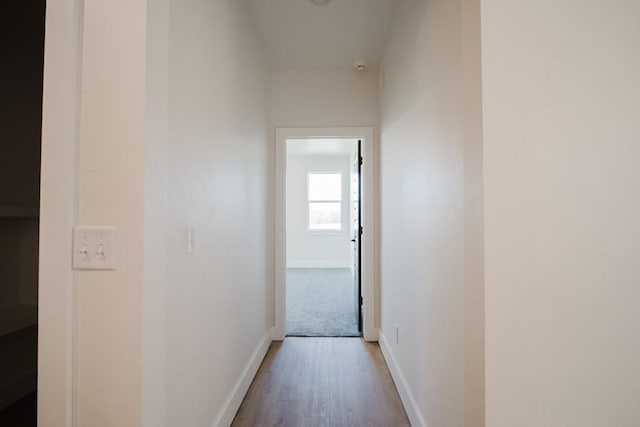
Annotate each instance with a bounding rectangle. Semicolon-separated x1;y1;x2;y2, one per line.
231;337;410;427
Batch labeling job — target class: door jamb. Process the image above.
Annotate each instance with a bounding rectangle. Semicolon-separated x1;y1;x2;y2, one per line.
274;127;377;341
38;0;82;424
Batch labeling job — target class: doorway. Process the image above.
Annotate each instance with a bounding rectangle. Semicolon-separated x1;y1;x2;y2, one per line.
274;127;376;342
285;138;361;336
0;0;46;425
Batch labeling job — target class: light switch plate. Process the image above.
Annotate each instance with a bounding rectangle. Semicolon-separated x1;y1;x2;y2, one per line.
72;226;116;270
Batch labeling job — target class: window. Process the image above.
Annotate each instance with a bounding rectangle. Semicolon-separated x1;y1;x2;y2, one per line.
308;173;342;230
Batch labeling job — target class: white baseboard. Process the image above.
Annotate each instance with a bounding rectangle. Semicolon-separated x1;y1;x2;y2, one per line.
378;331;426;427
286;261;350;269
212;330;271;427
363;326;379;342
270;326;285;342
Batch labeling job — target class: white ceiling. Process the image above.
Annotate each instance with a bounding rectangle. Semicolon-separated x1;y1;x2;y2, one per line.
245;0;400;71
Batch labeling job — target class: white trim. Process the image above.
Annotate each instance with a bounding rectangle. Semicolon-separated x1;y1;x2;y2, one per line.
38;1;83;425
211;331;272;427
286;261;351;269
142;0;170;425
275;127;377;341
378;331;426;427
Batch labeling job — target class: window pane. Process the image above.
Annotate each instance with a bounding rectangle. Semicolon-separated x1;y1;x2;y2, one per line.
308;173;341;201
309;202;341;230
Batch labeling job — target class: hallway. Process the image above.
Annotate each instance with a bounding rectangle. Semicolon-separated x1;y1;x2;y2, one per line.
34;0;640;425
231;338;409;427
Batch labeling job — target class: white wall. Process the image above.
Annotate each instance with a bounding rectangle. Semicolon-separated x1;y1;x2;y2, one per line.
40;0;272;425
271;67;380;324
73;0;147;425
271;69;378;129
379;0;483;426
482;1;640;426
286;154;352;268
156;0;272;425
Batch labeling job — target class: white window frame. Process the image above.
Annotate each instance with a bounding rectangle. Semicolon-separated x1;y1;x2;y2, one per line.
306;171;343;232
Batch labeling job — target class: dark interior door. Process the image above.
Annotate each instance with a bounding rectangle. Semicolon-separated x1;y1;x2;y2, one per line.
351;140;362;333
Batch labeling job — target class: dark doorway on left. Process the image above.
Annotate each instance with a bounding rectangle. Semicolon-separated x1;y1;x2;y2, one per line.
0;1;46;426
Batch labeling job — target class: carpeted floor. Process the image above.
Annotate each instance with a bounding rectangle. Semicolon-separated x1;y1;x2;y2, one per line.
286;268;360;337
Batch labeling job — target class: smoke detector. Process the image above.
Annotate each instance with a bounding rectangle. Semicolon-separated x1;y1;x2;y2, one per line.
309;0;331;5
353;60;369;72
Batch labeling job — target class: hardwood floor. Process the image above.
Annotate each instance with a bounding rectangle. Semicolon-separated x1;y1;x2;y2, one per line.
231;337;410;427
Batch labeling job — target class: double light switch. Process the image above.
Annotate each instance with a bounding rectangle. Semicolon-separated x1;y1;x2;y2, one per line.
72;227;116;270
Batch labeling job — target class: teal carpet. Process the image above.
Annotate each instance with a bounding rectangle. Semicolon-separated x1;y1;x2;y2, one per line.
286;268;360;337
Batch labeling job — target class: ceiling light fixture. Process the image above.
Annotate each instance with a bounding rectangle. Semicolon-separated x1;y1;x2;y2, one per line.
310;0;332;6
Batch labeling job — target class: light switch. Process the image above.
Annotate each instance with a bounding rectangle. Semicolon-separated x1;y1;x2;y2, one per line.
72;227;116;270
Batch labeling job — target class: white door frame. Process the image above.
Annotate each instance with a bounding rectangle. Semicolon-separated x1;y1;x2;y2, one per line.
38;0;82;425
274;127;377;342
